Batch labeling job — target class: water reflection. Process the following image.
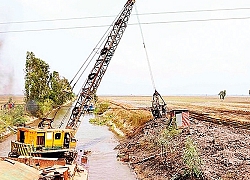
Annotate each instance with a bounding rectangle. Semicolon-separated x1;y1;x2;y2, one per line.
76;114;136;180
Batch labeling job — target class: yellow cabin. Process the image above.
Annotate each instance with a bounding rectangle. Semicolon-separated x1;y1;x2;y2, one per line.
10;127;77;157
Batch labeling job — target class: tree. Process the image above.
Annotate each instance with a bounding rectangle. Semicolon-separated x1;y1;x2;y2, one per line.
49;71;73;106
24;51;74;117
218;90;226;100
25;51;50;102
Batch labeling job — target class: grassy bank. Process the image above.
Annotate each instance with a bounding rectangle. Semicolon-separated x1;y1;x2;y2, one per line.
89;98;153;137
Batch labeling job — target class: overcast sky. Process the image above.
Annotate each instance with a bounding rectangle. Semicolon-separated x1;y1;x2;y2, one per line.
0;0;250;96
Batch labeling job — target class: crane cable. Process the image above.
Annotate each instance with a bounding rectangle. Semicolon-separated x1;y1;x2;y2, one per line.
69;24;112;90
69;5;127;91
135;5;156;91
59;6;128;128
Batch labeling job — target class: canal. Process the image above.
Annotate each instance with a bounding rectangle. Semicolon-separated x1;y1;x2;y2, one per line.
0;107;136;180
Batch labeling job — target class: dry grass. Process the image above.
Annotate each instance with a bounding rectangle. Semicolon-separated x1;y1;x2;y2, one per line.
93;98;152;136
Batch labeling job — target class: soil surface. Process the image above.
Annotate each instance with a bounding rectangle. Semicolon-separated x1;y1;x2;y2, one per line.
102;96;250;180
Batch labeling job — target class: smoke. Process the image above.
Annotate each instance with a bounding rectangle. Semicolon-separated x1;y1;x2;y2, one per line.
0;39;15;95
0;66;14;95
0;4;16;95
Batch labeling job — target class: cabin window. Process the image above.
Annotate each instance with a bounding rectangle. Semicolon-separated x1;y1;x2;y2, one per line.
55;133;61;139
19;131;25;143
47;132;53;140
37;132;45;146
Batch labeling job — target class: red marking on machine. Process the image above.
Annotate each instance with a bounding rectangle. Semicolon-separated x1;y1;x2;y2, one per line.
169;109;190;128
182;111;190;127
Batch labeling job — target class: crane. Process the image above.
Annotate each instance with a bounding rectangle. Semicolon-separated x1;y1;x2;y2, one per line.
9;0;136;160
65;0;135;130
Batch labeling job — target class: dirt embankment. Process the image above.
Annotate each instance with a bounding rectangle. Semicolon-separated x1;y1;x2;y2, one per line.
100;96;250;180
116;118;196;180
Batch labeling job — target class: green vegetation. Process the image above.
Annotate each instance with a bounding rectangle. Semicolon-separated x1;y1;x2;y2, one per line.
94;101;110;115
157;126;181;154
156;127;203;179
90;101;110;125
24;51;74;118
89;100;152;135
0;105;28;136
183;137;202;178
89;116;110;126
0;97;27;137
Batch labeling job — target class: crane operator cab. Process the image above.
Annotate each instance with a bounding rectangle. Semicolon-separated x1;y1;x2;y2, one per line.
9;127;77;158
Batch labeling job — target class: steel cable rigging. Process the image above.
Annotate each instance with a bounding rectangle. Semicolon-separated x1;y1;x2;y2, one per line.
58;22;119;128
135;5;167;119
135;5;156;91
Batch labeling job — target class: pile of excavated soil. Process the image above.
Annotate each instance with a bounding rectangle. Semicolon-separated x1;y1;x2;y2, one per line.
116;117;250;180
116;118;204;180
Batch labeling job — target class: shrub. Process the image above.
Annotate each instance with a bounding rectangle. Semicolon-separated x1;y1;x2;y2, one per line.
37;99;54;118
157;126;181;154
0;105;28;126
11;105;27;126
89;116;109;125
183;137;202;178
94;101;110;115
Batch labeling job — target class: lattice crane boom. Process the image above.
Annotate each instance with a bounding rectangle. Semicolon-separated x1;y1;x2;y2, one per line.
65;0;135;129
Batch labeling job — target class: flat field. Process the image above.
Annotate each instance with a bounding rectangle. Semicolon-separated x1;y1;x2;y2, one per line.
2;95;250;123
0;95;25;106
101;95;250;124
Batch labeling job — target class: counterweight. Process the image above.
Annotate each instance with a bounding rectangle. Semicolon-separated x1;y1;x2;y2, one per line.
66;0;135;129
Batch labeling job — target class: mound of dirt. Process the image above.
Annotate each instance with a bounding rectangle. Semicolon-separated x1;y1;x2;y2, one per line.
116;117;250;180
116;118;204;180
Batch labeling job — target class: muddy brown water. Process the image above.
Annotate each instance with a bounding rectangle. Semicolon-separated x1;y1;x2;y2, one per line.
0;107;136;180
